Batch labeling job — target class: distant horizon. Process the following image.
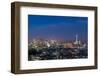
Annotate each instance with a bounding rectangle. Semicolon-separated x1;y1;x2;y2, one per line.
28;36;88;43
28;15;88;42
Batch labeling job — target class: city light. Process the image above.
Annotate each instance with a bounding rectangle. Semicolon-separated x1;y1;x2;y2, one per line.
28;35;88;61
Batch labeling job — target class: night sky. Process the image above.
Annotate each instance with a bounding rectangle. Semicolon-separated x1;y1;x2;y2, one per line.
28;15;88;42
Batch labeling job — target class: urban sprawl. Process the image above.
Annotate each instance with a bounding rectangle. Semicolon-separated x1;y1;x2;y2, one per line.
28;35;88;61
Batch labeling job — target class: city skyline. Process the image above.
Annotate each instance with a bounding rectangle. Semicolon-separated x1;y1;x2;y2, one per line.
28;15;88;42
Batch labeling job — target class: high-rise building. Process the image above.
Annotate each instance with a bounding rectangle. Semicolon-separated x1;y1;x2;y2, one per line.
74;34;79;45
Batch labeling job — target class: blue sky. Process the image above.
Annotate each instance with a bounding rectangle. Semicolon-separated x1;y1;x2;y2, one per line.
28;15;88;42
